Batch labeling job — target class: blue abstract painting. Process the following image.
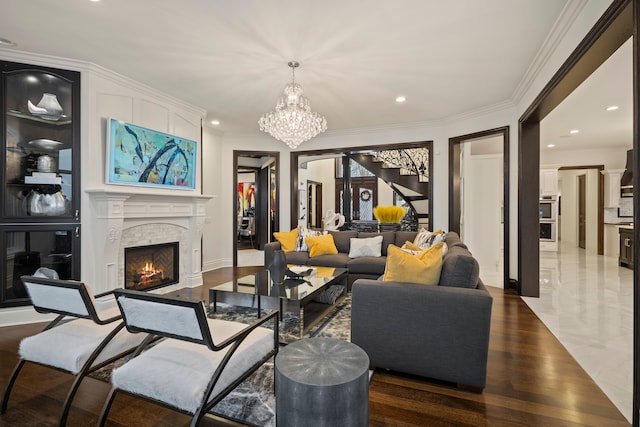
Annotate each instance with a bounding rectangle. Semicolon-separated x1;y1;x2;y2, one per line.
107;118;197;189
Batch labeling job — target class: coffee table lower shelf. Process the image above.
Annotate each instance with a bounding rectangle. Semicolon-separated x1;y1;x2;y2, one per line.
208;267;348;344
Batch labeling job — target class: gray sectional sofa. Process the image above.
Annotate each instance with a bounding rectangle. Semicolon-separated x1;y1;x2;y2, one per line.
264;229;493;390
264;230;419;288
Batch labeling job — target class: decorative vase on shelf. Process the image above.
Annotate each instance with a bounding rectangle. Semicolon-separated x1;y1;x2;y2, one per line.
37;93;63;115
27;93;63;119
268;249;287;285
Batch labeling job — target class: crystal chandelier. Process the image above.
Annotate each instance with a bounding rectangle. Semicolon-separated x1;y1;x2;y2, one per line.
258;61;327;149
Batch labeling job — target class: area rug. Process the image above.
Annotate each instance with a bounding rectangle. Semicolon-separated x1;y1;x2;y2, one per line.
91;296;353;426
208;295;352;426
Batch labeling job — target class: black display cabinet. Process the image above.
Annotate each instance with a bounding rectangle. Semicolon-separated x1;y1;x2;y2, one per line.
1;61;81;307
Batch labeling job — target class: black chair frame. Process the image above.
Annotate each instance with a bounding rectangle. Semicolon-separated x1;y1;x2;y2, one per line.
98;289;279;427
1;276;138;426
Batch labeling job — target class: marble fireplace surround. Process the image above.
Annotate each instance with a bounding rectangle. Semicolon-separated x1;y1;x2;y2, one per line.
86;190;214;294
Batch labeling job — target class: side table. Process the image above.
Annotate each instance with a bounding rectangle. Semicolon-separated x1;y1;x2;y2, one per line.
275;337;369;426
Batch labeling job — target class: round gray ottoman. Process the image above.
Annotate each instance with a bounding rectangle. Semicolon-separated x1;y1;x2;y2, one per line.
275;337;369;427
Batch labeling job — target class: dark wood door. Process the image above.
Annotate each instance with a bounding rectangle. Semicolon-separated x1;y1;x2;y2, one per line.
336;178;377;221
578;174;586;249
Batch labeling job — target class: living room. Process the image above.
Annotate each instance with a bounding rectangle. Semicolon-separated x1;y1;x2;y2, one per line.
0;0;637;426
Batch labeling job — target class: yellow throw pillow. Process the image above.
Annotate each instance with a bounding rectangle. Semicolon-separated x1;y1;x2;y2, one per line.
305;234;338;257
273;228;298;252
383;242;447;286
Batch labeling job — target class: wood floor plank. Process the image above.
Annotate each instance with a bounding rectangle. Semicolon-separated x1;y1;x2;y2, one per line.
0;268;629;426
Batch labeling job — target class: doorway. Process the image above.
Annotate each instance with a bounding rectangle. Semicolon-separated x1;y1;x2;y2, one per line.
307;180;323;229
554;166;604;254
335;177;378;222
232;150;279;267
449;126;510;290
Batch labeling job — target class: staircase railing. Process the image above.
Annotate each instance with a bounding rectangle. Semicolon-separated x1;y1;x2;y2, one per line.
372;148;430;182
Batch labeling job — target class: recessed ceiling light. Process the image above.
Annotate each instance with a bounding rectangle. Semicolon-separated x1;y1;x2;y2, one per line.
606;105;619;111
547;144;555;148
569;129;579;134
0;37;16;47
395;96;406;103
210;120;220;126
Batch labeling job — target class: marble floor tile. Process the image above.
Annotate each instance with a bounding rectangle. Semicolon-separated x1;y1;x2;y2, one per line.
521;241;633;423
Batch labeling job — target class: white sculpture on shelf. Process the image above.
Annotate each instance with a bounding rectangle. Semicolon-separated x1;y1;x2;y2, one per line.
323;209;345;231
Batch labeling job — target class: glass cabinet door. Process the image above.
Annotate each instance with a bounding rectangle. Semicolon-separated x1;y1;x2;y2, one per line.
1;61;80;307
3;63;79;220
0;225;80;307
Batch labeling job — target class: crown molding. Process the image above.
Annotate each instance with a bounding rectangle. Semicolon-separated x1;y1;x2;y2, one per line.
0;47;206;120
511;0;588;104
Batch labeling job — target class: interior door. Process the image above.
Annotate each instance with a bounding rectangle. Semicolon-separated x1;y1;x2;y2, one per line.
352;181;376;220
336;178;377;221
578;174;586;249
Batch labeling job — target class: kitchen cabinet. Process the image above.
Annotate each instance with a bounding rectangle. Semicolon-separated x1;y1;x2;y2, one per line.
540;168;558;196
604;224;622;257
1;61;81;307
604;169;624;208
619;227;633;269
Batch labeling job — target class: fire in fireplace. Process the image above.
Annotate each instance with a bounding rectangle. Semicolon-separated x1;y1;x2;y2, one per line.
124;242;179;291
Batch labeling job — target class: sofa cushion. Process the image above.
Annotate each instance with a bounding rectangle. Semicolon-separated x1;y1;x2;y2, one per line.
395;231;418;247
329;230;358;253
285;251;310;266
273;228;298;252
306;234;338;257
307;253;351;268
439;245;479;288
347;256;387;275
349;235;383;258
358;231;394;255
382;243;446;286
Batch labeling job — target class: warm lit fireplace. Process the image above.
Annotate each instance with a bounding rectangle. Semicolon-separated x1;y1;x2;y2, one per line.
124;242;179;291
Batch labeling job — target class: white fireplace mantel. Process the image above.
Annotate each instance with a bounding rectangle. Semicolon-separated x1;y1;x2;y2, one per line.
85;189;215;293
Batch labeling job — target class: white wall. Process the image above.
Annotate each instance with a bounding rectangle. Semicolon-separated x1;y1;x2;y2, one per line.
202;126;224;271
462;151;503;275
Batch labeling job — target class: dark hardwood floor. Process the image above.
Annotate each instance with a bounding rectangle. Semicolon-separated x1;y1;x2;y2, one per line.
0;267;630;426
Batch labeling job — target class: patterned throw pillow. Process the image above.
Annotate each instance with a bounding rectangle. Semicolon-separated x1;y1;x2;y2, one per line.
413;228;446;249
296;226;325;252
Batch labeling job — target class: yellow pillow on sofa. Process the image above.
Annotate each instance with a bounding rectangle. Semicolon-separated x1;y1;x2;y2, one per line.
305;234;338;257
273;228;298;252
383;242;447;285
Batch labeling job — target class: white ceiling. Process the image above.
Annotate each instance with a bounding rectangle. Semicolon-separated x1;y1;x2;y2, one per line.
2;0;623;146
541;37;632;153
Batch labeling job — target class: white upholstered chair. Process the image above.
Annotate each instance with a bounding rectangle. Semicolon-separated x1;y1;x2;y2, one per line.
0;276;146;426
98;289;279;427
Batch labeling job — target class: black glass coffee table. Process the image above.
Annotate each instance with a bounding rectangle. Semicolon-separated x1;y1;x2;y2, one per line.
209;266;348;343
